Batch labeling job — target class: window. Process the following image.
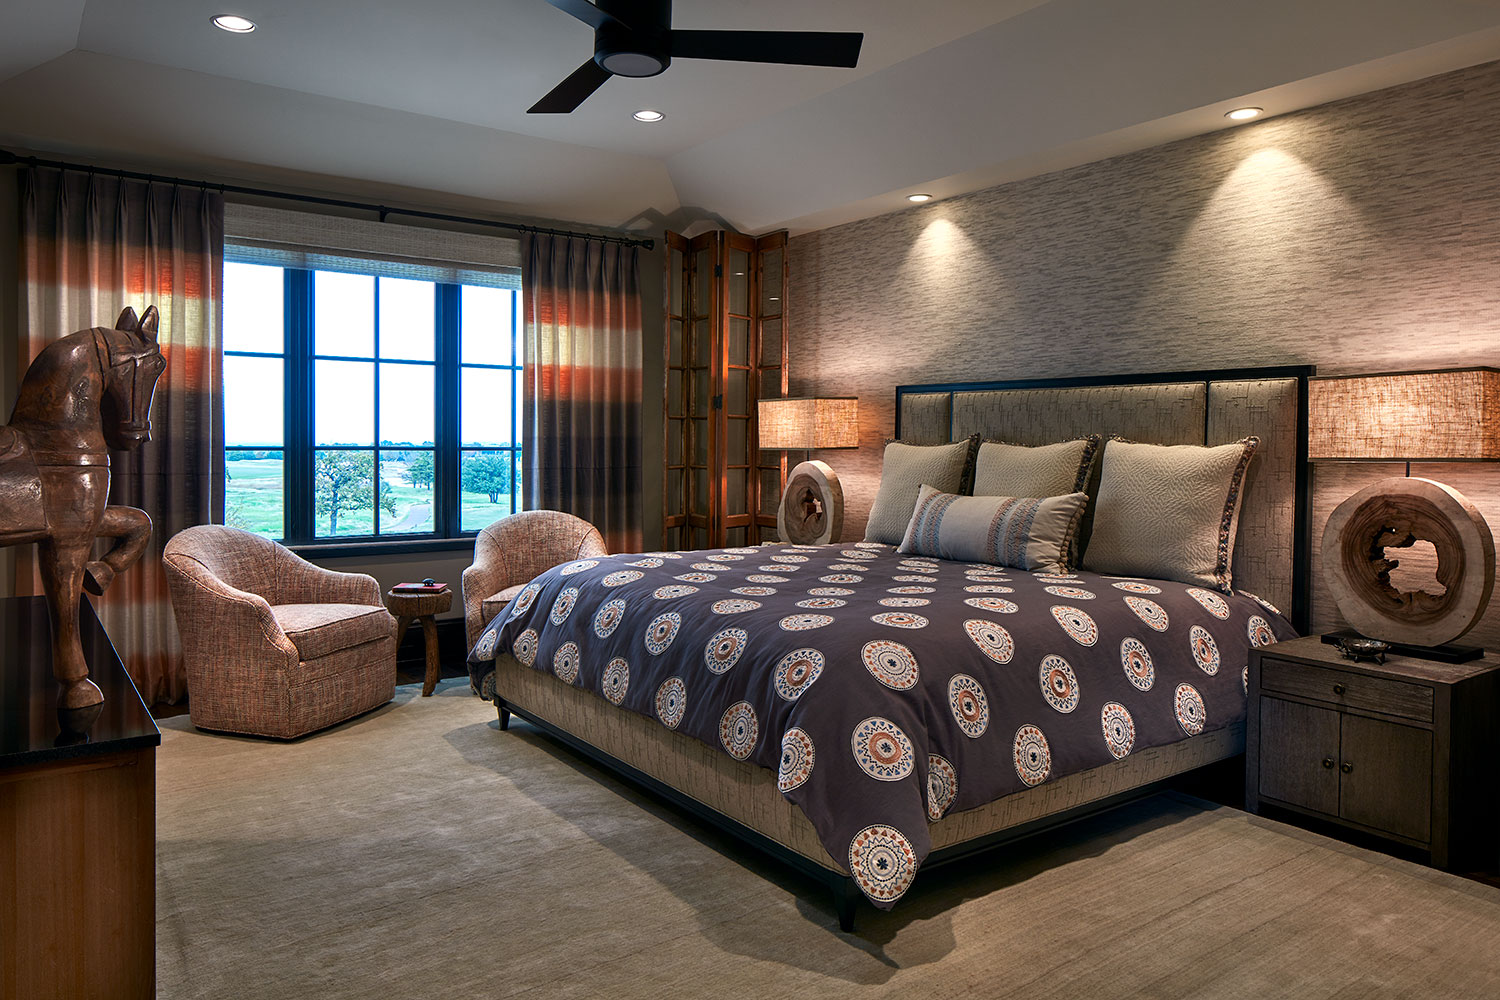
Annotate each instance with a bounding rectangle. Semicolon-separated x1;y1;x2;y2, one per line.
222;260;523;544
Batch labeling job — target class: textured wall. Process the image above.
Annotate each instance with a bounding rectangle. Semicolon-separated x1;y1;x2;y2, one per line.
789;60;1500;644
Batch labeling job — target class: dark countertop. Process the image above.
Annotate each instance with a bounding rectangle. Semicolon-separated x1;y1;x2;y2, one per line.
0;595;160;768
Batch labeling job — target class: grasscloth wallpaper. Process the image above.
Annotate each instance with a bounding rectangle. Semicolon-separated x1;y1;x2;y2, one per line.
789;60;1500;644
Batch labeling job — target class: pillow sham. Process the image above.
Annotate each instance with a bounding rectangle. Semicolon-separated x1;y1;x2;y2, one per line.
897;484;1089;573
971;435;1100;498
1081;437;1259;592
863;437;979;545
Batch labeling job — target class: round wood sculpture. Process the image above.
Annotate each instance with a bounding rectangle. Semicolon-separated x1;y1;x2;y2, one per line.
778;460;843;545
0;306;164;713
1322;477;1495;647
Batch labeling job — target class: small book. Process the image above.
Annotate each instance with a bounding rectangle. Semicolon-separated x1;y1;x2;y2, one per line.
393;581;447;593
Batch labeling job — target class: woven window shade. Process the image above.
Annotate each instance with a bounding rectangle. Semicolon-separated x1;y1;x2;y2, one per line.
1308;368;1500;459
224;203;520;289
758;397;859;450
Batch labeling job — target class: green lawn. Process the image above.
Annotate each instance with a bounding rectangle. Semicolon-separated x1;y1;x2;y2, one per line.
225;457;516;538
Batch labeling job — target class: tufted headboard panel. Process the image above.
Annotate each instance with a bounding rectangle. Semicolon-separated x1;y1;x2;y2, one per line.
896;367;1312;629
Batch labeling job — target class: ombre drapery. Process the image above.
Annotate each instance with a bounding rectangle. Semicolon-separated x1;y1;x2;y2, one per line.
521;234;643;553
18;167;223;706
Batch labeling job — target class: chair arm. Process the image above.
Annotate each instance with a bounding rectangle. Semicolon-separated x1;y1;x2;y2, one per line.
162;555;300;664
462;561;509;651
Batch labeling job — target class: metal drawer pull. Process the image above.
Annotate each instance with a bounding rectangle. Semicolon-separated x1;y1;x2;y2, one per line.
1340;761;1353;774
1322;757;1335;769
1332;683;1346;696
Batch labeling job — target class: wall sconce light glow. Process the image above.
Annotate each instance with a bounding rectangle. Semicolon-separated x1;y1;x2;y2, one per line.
907;193;933;203
632;109;665;123
1225;107;1263;121
212;14;257;32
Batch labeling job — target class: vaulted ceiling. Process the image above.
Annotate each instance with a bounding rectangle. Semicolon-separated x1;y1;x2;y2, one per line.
4;0;1500;235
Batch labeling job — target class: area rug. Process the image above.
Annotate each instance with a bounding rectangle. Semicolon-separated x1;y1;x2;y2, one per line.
156;681;1500;998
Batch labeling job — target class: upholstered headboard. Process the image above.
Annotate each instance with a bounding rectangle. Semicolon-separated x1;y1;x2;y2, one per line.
895;367;1313;630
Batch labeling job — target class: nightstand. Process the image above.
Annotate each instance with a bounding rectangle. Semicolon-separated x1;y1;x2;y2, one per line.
1247;634;1500;872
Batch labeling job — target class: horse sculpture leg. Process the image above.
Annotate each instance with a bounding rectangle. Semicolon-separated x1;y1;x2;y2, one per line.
36;537;103;709
83;505;153;596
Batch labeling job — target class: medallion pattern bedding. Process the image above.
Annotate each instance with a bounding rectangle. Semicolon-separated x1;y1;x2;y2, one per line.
468;542;1298;908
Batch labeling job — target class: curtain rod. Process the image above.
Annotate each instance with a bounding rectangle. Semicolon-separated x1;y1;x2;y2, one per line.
0;148;656;251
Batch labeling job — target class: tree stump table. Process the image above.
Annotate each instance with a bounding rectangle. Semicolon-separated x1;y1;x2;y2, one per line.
386;587;453;697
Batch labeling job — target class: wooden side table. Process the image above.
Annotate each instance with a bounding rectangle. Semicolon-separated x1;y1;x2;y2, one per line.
386;588;454;697
1247;634;1500;872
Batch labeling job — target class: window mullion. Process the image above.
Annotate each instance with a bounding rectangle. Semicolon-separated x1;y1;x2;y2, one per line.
436;284;460;538
288;269;314;544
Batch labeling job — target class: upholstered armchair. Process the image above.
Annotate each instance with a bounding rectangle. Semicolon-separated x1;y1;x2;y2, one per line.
162;525;397;739
462;510;608;649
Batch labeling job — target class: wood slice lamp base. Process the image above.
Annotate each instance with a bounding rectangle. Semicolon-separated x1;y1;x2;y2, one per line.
778;460;844;546
1322;477;1495;653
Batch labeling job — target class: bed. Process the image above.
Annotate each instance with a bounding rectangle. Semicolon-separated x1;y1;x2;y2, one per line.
468;366;1314;930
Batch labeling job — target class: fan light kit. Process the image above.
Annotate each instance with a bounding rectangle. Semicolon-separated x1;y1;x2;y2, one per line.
211;14;257;33
907;193;932;203
1225;107;1263;120
632;109;665;122
531;0;863;114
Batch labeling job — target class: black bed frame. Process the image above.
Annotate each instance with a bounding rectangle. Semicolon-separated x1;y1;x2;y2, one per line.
498;364;1316;932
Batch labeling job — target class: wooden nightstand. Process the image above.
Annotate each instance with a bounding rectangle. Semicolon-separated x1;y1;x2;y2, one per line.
1247;634;1500;872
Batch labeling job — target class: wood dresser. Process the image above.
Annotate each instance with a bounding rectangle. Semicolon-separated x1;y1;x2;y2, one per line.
1247;634;1500;872
0;596;159;999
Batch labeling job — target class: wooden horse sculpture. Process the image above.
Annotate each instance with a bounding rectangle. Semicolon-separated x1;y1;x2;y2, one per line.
0;306;166;712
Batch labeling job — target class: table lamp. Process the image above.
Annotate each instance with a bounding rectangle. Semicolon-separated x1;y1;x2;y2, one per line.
1309;367;1497;661
757;397;859;544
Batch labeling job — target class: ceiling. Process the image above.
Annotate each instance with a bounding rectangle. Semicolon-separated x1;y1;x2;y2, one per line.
3;0;1500;236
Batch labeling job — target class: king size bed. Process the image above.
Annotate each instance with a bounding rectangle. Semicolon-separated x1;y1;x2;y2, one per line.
468;366;1314;930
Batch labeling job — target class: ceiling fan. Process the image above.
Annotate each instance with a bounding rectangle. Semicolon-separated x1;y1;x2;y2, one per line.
530;0;864;113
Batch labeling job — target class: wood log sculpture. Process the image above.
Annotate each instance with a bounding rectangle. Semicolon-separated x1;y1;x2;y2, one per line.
778;460;843;545
0;306;165;714
1322;477;1495;648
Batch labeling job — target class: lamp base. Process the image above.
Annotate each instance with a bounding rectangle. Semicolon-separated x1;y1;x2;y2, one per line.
1319;628;1484;664
778;460;843;545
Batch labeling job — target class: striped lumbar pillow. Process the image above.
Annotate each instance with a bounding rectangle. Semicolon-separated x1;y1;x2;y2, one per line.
897;484;1089;573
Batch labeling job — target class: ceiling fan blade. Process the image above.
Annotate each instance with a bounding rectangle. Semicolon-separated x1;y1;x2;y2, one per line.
528;59;613;113
669;30;863;68
542;0;627;32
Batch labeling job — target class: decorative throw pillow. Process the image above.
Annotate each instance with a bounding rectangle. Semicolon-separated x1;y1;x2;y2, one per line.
971;436;1100;497
863;437;979;545
897;484;1089;573
1081;437;1259;592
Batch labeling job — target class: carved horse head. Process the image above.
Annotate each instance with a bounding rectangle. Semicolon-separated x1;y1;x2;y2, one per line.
97;306;166;451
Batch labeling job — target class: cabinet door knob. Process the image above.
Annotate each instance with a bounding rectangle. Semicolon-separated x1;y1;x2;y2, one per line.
1340;761;1354;774
1322;757;1335;769
1332;683;1346;696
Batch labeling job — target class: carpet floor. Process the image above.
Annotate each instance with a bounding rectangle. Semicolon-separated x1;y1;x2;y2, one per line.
156;680;1500;999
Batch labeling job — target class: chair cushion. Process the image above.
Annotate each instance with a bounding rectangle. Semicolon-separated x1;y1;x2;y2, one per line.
482;585;529;628
271;604;392;662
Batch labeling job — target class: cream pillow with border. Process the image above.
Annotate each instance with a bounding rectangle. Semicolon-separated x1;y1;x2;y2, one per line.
971;436;1100;498
863;437;978;545
898;484;1088;573
1081;437;1259;591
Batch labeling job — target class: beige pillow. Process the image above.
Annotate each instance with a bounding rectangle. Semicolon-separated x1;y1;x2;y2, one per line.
864;437;977;545
898;484;1088;573
971;436;1099;498
1082;437;1259;591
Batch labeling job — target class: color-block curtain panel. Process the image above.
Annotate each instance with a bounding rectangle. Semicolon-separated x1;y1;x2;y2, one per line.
19;167;223;705
521;233;643;553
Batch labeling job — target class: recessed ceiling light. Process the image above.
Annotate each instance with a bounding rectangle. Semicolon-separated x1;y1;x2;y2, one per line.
907;193;932;203
212;14;257;33
1225;107;1262;121
632;109;665;123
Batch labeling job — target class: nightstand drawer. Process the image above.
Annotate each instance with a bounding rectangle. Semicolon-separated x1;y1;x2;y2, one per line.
1260;658;1433;723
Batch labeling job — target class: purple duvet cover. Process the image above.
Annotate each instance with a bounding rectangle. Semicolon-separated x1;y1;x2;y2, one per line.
468;542;1298;908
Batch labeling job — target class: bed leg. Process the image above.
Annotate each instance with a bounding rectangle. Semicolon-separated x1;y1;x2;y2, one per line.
496;700;510;731
832;876;858;933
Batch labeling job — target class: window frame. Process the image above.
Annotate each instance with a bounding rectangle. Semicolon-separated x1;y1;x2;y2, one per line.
222;261;524;554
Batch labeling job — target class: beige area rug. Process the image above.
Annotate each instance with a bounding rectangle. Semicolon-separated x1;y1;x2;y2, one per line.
156;680;1500;999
